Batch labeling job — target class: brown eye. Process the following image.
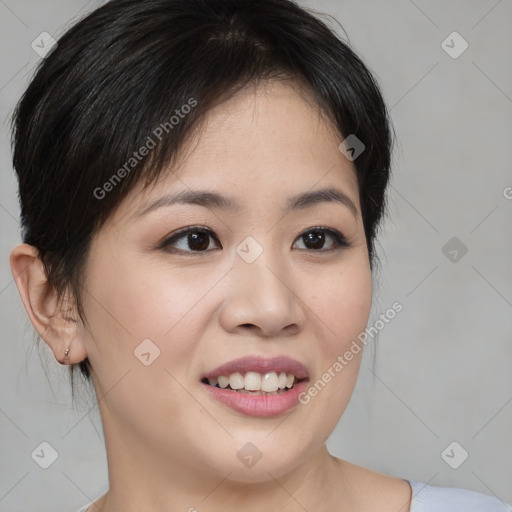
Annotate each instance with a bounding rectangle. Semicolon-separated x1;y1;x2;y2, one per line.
293;228;349;251
303;231;326;250
160;227;221;254
187;232;211;251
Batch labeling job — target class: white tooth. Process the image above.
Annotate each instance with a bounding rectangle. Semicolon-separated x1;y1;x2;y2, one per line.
208;376;218;386
244;371;262;391
261;372;279;392
229;372;244;390
218;375;229;388
278;372;287;389
285;373;295;388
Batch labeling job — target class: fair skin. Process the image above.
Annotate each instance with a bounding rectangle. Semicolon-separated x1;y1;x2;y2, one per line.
11;80;411;512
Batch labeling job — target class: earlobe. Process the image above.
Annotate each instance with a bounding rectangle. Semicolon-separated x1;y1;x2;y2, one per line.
9;243;88;365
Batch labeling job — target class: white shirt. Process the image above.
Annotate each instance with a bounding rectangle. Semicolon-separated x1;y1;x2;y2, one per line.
78;481;512;511
408;480;512;511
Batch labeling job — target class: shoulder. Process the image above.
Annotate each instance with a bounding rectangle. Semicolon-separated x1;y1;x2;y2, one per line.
408;480;512;512
338;461;412;511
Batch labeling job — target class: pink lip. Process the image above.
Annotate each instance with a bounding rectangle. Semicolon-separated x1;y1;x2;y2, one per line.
202;355;309;380
202;380;309;417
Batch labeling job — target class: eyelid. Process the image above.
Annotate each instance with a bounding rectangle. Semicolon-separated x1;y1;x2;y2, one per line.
163;225;213;240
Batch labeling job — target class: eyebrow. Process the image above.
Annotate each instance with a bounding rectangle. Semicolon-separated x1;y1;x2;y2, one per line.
135;187;358;219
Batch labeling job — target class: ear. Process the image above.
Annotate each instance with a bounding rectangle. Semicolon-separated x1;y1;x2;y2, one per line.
9;243;88;365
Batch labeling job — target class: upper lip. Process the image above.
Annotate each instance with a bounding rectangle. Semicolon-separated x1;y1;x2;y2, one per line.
202;356;309;381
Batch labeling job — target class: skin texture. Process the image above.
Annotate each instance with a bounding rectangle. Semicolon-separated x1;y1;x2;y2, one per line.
10;80;411;511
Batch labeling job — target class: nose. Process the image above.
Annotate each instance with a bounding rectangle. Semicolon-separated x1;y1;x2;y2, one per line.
218;248;306;338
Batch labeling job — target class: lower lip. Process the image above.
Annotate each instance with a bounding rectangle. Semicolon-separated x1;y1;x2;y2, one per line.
202;380;309;417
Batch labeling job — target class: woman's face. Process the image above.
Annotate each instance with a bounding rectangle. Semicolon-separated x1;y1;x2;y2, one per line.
79;80;372;484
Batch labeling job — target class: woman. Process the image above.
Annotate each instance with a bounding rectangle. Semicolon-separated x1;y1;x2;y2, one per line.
9;0;511;510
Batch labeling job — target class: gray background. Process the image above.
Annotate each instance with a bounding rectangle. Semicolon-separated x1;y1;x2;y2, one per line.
1;0;511;510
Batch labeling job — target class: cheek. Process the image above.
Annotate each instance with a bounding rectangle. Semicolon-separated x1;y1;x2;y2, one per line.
80;250;224;380
307;256;373;352
295;254;371;424
80;252;214;435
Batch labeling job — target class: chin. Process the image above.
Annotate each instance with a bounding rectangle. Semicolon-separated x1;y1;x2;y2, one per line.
202;429;319;484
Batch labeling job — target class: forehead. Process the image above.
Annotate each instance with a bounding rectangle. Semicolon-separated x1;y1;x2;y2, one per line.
113;80;359;223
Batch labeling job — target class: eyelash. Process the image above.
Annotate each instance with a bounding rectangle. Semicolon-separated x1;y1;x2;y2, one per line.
158;225;350;255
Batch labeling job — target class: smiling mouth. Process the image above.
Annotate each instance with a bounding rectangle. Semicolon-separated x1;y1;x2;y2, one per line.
201;371;307;395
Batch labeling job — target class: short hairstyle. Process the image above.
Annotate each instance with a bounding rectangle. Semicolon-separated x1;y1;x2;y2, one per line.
11;0;393;382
